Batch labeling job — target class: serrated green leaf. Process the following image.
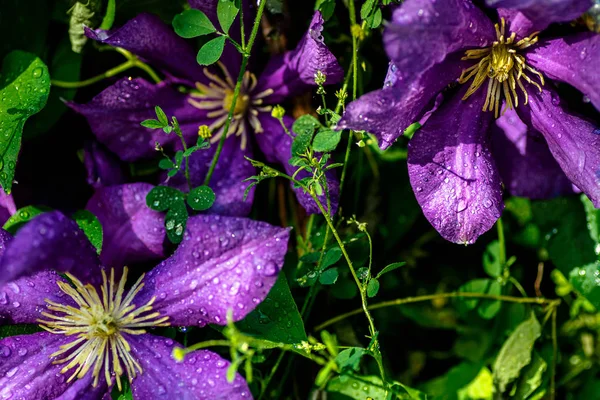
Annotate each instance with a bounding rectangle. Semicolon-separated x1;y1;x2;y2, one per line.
319;267;338;285
3;205;51;234
187;185;215;211
140;119;164;129
73;210;103;254
197;36;226;66
375;261;406;279
0;51;50;193
236;274;307;344
367;278;380;298
483;240;502;278
217;0;239;34
312;128;342;152
493;313;541;393
173;9;216;38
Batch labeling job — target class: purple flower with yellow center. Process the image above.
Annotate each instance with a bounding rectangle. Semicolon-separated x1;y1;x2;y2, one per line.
0;207;289;398
70;1;343;215
339;0;600;244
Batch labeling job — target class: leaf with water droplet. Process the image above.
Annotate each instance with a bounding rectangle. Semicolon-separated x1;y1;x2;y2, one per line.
196;36;226;66
291;114;321;157
172;9;216;38
217;0;239;35
2;205;51;234
187;185;215;211
73;210;103;254
146;186;188;244
0;51;50;193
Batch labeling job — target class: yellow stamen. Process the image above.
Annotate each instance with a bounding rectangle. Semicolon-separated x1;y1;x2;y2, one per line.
458;18;544;117
38;267;170;390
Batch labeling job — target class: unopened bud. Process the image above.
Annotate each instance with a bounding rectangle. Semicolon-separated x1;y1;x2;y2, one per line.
271;105;285;120
198;125;212;139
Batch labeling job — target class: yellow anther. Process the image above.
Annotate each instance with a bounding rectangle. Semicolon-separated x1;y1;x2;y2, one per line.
198;125;212;139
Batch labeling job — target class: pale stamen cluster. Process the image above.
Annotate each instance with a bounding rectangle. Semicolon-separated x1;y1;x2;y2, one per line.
38;268;170;390
458;18;545;117
188;61;274;150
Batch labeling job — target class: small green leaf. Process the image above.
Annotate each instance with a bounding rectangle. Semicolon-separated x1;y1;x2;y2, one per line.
196;36;227;66
140;119;164;129
375;261;406;279
483;240;502;278
146;186;184;212
187;185;216;211
158;158;174;170
173;9;216;38
154;106;168;126
217;0;239;34
321;247;342;269
319;267;338;285
513;351;547;400
0;51;50;193
291;115;321;156
3;205;51;234
478;279;501;319
167;168;179;177
569;262;600;309
312;128;342;152
174;150;184;167
360;0;376;19
582;194;600;246
493;313;542;393
366;278;380;297
335;347;366;375
73;210;103;254
164;201;188;244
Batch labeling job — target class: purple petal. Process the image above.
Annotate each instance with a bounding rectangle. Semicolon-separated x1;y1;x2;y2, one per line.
128;334;251;399
338;53;468;150
167;135;256;217
408;89;503;244
136;214;290;326
255;113;339;215
70;78;205;162
83;141;126;189
86;184;166;269
84;13;203;83
491;109;576;198
0;332;107;400
0;270;74;325
518;87;600;207
0;229;11;257
383;0;495;84
0;211;102;286
256;11;343;104
526;32;600;111
0;189;15;226
498;9;538;39
487;0;592;32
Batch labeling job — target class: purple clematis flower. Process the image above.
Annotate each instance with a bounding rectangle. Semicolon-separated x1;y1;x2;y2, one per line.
339;0;599;244
70;1;343;215
0;210;289;399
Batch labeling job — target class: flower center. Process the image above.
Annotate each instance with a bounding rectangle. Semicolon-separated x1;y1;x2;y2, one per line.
458;18;545;118
188;61;274;150
38;268;169;390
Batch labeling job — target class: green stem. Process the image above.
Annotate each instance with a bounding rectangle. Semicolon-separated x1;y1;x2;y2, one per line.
497;217;506;268
203;0;267;186
314;292;561;331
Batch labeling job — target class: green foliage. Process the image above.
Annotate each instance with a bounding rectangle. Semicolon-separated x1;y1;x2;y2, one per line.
3;205;51;234
0;324;42;339
0;51;50;193
457;279;502;320
196;36;227;66
72;210;103;254
187;185;216;211
217;0;239;35
172;9;216;38
146;186;188;244
313;128;342;152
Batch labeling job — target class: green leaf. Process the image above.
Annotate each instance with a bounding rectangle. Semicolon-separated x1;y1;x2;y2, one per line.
478;279;501;319
3;205;51;234
236;274;307;344
493;313;541;393
569;262;600;309
291;114;321;156
154;106;168;126
321;247;342;269
457;367;494;400
175;150;184;167
164;201;188;244
582;194;600;247
327;375;423;399
375;261;406;279
315;0;336;20
140;119;164;129
366;278;380;297
158;158;174;170
422;361;484;398
146;186;185;212
319;267;339;285
187;185;216;211
0;324;42;339
217;0;239;34
0;51;50;193
173;9;216;38
360;0;376;19
513;351;547;400
335;347;366;375
483;240;502;278
72;210;103;254
196;36;227;66
312;128;342;152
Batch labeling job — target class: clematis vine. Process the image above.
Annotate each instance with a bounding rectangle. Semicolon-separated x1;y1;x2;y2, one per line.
0;209;289;399
339;0;600;244
70;0;343;215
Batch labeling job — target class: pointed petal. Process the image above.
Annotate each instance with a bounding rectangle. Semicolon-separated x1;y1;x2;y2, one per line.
0;332;108;400
256;11;343;104
86;183;166;268
0;212;102;286
84;13;203;83
518;87;600;207
526;33;600;111
255;113;339;215
69;78;205;162
338;54;467;149
492;109;576;198
128;334;251;399
84;141;126;189
408;90;503;244
0;270;75;325
384;0;495;84
487;0;592;32
167;135;256;217
136;215;290;326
